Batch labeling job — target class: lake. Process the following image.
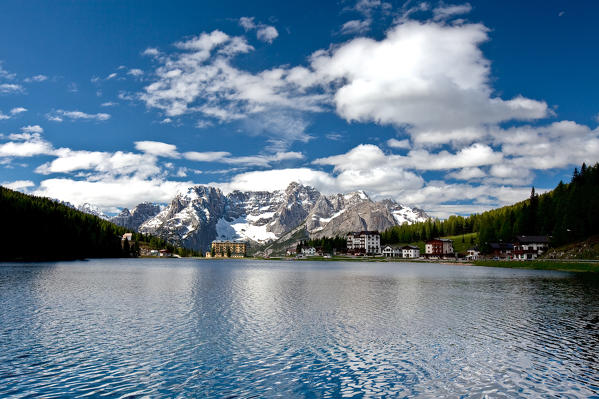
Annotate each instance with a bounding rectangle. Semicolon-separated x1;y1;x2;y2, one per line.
1;259;598;398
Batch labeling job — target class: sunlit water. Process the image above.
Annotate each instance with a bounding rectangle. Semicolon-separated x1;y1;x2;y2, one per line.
1;259;598;398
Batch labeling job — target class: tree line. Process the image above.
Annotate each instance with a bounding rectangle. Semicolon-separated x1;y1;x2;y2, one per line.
0;187;197;261
297;236;347;253
381;163;599;252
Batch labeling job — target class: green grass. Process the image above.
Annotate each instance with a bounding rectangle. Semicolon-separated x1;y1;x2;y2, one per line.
473;260;599;273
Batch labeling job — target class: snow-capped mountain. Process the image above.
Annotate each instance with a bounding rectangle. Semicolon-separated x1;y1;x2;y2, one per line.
137;182;428;251
109;202;162;231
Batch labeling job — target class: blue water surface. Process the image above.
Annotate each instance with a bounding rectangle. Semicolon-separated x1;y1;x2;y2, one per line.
1;259;598;398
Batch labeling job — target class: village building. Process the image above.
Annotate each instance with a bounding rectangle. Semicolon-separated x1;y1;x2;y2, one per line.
513;235;549;260
286;247;297;256
425;238;454;257
465;247;480;260
346;231;381;255
382;245;401;257
210;240;247;258
402;245;420;259
488;243;514;259
301;247;316;256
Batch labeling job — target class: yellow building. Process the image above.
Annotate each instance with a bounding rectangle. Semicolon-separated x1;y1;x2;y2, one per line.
210;241;247;257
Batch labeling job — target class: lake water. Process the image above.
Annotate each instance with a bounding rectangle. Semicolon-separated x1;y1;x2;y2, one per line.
1;259;598;398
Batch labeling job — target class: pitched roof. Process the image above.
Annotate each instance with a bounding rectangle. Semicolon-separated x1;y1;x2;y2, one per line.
489;242;514;250
515;235;550;243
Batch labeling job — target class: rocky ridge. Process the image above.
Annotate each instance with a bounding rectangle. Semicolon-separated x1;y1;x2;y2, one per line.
132;182;428;251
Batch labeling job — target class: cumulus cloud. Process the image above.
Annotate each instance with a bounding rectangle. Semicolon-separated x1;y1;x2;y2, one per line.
46;110;111;122
35;148;162;178
21;125;43;134
0;133;54;158
1;180;35;191
10;107;27;115
141;30;324;147
134;140;179;158
34;176;192;211
307;21;549;145
239;17;279;43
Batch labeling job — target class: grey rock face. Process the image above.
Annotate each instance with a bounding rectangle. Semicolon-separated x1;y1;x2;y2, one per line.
138;183;429;251
110;202;161;231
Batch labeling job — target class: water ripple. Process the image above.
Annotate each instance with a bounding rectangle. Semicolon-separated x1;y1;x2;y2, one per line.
1;259;598;398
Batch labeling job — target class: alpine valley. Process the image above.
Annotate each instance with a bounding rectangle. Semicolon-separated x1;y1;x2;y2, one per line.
107;182;428;254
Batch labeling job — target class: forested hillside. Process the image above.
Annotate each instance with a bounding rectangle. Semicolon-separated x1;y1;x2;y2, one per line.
382;163;599;252
0;187;196;261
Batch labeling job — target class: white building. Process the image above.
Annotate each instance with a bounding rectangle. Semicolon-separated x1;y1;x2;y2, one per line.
465;248;480;260
513;236;549;260
402;245;420;258
382;245;401;257
347;231;381;255
301;247;316;256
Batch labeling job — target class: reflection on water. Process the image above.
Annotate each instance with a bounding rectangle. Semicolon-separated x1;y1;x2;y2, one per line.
1;259;598;397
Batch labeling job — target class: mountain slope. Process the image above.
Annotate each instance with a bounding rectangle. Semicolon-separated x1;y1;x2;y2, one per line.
110;202;161;231
139;182;428;251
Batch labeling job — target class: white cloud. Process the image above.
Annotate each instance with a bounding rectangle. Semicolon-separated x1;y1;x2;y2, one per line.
239;17;279;43
314;143;502;171
340;19;371;35
0;133;54;158
0;112;10;120
106;72;118;80
10;107;27;115
446;167;486;180
1;180;35;191
34;176;192;211
25;74;48;82
239;17;256;30
21;125;43;134
134;140;179;158
35;148;161;178
0;63;16;80
386;138;411;149
128;68;144;77
142;47;160;57
0;83;23;94
183;151;230;162
256;26;279;43
46;110;111;122
101;101;118;107
184;149;303;166
307;21;549;145
433;3;473;21
141;30;324;147
215;168;336;193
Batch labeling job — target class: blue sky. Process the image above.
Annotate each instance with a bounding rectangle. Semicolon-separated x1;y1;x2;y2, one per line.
1;0;598;217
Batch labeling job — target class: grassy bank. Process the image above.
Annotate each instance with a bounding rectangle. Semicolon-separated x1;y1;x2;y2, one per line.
473;260;599;273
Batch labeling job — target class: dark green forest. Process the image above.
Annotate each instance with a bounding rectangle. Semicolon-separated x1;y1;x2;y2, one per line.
297;236;347;253
0;186;197;261
381;163;599;252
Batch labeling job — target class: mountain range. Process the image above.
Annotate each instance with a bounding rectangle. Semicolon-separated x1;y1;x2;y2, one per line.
104;182;428;252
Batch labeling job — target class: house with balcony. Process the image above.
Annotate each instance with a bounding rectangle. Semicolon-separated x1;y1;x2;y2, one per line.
425;238;454;258
513;235;549;260
402;245;420;259
346;231;381;255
